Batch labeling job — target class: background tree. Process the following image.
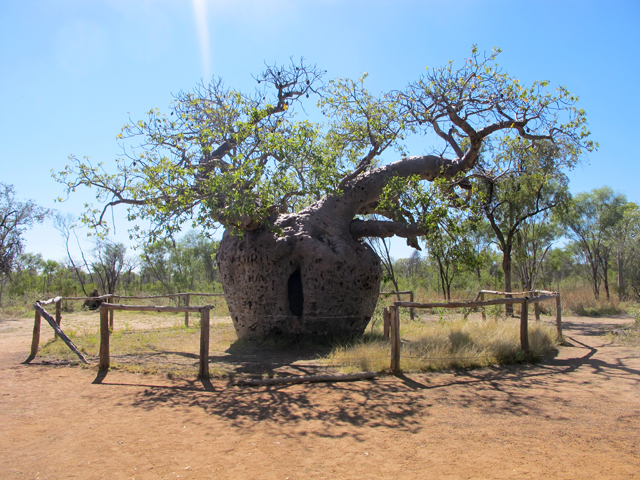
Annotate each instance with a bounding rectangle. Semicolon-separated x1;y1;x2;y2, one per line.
474;138;573;314
41;259;59;296
0;252;44;305
54;213;94;296
559;187;626;300
0;183;49;278
609;201;639;300
140;239;174;293
367;234;402;298
393;251;434;292
56;49;594;339
616;203;640;300
172;230;219;290
467;218;493;284
425;214;481;301
540;247;577;292
512;212;560;291
91;241;134;295
141;231;219;294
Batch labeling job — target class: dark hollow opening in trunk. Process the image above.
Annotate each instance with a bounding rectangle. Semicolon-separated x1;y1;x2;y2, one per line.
288;269;304;317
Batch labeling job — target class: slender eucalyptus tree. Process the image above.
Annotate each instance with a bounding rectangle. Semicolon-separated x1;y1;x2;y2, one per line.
474;138;574;314
560;187;627;300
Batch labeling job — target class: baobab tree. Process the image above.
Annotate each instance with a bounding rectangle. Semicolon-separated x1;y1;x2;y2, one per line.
55;47;594;339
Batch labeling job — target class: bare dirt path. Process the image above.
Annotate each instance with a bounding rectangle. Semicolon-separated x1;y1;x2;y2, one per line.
0;314;638;479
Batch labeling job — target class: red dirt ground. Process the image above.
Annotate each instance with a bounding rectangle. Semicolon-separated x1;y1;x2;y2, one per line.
1;313;638;479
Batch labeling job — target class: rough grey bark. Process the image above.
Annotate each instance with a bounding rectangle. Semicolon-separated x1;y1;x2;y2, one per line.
218;211;382;339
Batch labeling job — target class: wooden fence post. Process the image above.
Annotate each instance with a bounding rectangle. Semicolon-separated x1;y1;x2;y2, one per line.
390;306;401;371
109;296;117;331
27;309;42;362
99;305;110;371
520;299;530;352
555;295;563;340
533;291;541;321
199;307;210;378
409;291;415;321
480;292;487;321
383;307;390;338
55;299;62;339
184;294;190;327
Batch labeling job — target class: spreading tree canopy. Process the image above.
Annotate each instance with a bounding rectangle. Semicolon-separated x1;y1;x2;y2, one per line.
56;47;593;244
55;47;595;339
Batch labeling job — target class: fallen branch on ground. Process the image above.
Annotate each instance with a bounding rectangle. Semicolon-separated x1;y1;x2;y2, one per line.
237;371;377;386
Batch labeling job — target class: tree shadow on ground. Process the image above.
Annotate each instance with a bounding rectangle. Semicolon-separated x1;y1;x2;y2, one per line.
560;317;633;337
89;316;640;435
544;335;640;379
390;318;640;419
208;338;336;376
95;339;433;438
106;375;425;439
98;337;339;377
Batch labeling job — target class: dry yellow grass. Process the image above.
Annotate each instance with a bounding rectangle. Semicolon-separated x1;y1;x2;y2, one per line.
326;312;559;373
560;286;627;316
37;313;239;377
36;299;559;378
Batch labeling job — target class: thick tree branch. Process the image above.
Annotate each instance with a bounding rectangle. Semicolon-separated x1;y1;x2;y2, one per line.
350;219;427;246
326;153;469;220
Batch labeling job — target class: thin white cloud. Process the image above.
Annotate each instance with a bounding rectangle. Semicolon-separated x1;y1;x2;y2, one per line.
192;0;211;79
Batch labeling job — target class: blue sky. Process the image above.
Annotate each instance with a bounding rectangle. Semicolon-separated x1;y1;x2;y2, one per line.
1;0;639;262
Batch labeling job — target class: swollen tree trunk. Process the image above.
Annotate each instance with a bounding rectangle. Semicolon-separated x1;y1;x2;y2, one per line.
218;211;382;339
217;154;459;339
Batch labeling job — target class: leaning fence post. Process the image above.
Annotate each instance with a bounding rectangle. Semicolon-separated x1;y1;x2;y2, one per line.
184;294;190;327
199;307;210;378
390;306;401;371
26;309;42;362
99;305;110;372
555;294;563;340
480;292;487;322
520;298;530;352
55;299;62;339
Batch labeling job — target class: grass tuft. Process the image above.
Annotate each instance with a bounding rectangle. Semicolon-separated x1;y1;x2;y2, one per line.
561;287;626;317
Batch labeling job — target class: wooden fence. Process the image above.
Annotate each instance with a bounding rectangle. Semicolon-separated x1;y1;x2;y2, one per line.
62;292;226;328
25;297;89;365
25;292;225;375
98;302;214;378
380;290;415;320
383;289;563;371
